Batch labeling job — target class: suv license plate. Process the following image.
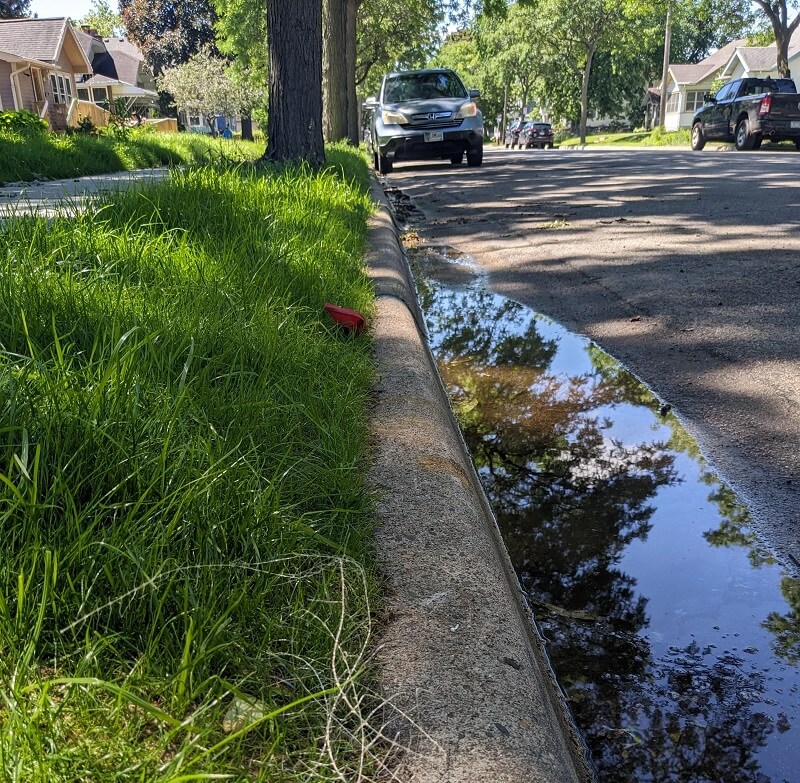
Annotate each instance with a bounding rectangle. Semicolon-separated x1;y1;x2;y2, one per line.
424;131;444;142
792;121;800;129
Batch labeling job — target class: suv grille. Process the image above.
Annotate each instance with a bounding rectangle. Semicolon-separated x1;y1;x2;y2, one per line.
410;117;464;130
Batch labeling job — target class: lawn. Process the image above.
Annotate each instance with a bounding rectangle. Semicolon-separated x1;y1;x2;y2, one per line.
557;128;691;147
0;143;385;781
0;126;263;185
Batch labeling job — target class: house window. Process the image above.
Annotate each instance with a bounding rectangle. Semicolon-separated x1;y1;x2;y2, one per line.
188;115;201;126
49;73;73;104
665;92;681;113
92;87;109;104
685;90;705;112
77;88;89;101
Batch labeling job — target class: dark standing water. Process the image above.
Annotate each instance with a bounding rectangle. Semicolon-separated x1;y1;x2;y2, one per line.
410;244;800;783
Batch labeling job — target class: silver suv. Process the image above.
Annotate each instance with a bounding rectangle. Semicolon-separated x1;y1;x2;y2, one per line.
364;68;484;174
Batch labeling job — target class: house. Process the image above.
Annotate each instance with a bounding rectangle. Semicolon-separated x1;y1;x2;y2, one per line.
74;27;158;116
0;17;158;130
659;30;800;130
0;16;91;129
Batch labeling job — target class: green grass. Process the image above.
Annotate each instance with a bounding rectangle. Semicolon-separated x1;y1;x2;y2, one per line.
557;128;691;147
0;145;386;780
0;128;263;185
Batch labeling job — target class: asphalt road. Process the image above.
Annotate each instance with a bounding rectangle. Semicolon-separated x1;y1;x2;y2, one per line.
385;144;800;573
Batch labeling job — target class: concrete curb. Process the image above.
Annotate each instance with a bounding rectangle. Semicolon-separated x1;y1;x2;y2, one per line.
364;180;593;783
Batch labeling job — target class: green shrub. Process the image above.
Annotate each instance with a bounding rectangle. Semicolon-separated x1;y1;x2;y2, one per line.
0;109;47;135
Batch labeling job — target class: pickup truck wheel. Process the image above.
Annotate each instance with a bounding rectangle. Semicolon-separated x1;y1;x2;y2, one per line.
735;119;755;151
691;123;706;151
752;135;763;150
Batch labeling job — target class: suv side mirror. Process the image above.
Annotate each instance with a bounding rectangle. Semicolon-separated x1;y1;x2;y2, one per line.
363;96;378;108
703;92;715;103
469;89;480;99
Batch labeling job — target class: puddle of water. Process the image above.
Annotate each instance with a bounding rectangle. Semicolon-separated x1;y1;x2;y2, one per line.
409;244;800;783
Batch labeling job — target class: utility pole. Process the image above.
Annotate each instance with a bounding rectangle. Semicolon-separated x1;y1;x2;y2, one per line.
658;4;672;130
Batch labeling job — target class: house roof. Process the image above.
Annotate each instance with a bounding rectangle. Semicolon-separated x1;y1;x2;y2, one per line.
72;27;153;93
0;48;52;69
722;47;780;76
0;17;91;72
668;37;748;85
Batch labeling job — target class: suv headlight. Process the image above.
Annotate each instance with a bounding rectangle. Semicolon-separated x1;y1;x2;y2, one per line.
381;109;408;125
456;102;478;118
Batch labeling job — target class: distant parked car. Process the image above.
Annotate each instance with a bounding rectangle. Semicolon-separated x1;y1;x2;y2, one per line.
504;119;523;148
521;121;555;149
363;67;484;174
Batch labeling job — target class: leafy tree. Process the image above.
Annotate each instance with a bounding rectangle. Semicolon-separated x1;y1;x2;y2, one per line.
263;0;324;166
157;47;265;131
356;0;442;97
120;0;218;73
670;0;760;63
752;0;800;76
79;0;124;36
0;0;28;18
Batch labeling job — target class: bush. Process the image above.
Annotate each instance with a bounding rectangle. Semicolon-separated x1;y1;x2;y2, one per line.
0;109;47;136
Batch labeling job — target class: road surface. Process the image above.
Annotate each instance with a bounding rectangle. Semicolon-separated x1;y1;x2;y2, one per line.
385;144;800;572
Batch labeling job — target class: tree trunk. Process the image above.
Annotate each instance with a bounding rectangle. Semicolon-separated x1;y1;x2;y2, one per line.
579;44;596;145
345;0;361;145
241;115;253;142
323;0;348;142
264;0;324;167
774;25;791;77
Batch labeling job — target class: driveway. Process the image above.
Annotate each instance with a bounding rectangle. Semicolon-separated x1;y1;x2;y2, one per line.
385;145;800;571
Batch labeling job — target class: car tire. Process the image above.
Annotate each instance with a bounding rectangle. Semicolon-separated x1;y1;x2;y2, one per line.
690;122;706;151
450;152;464;165
735;119;755;151
752;135;763;149
794;140;800;151
375;152;393;174
466;146;483;167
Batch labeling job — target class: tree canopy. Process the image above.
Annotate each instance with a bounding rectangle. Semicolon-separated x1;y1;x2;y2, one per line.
79;0;124;36
120;0;218;73
0;0;28;18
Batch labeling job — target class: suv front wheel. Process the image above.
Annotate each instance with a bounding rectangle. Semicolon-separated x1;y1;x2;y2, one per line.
466;146;483;167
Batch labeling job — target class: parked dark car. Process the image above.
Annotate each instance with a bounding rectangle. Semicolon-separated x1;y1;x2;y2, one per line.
521;121;555;149
363;67;484;174
690;76;800;151
504;119;523;148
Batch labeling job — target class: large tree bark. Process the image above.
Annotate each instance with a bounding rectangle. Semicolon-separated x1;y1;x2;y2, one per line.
323;0;348;142
264;0;324;166
346;0;361;145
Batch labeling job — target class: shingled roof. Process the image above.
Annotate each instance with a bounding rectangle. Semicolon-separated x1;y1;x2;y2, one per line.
0;17;92;71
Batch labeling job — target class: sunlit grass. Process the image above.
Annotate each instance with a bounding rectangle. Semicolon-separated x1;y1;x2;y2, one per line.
558;129;691;146
0;129;262;185
0;145;388;780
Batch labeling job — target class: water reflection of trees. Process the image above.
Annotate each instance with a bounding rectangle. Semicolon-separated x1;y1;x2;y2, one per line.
418;275;781;782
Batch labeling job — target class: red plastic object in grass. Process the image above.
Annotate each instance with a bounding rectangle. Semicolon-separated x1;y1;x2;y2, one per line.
323;302;367;334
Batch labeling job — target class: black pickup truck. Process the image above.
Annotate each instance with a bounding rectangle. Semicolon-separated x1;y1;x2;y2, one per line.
690;77;800;150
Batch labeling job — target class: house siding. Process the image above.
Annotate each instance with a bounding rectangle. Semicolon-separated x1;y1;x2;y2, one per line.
17;68;35;111
0;60;13;110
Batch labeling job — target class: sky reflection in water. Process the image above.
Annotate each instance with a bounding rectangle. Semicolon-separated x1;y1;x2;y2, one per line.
410;244;800;783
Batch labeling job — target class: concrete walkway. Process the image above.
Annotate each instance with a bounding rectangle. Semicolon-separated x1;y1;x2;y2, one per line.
0;168;592;782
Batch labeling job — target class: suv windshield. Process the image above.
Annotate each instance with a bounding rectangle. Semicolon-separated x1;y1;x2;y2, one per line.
383;71;468;103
